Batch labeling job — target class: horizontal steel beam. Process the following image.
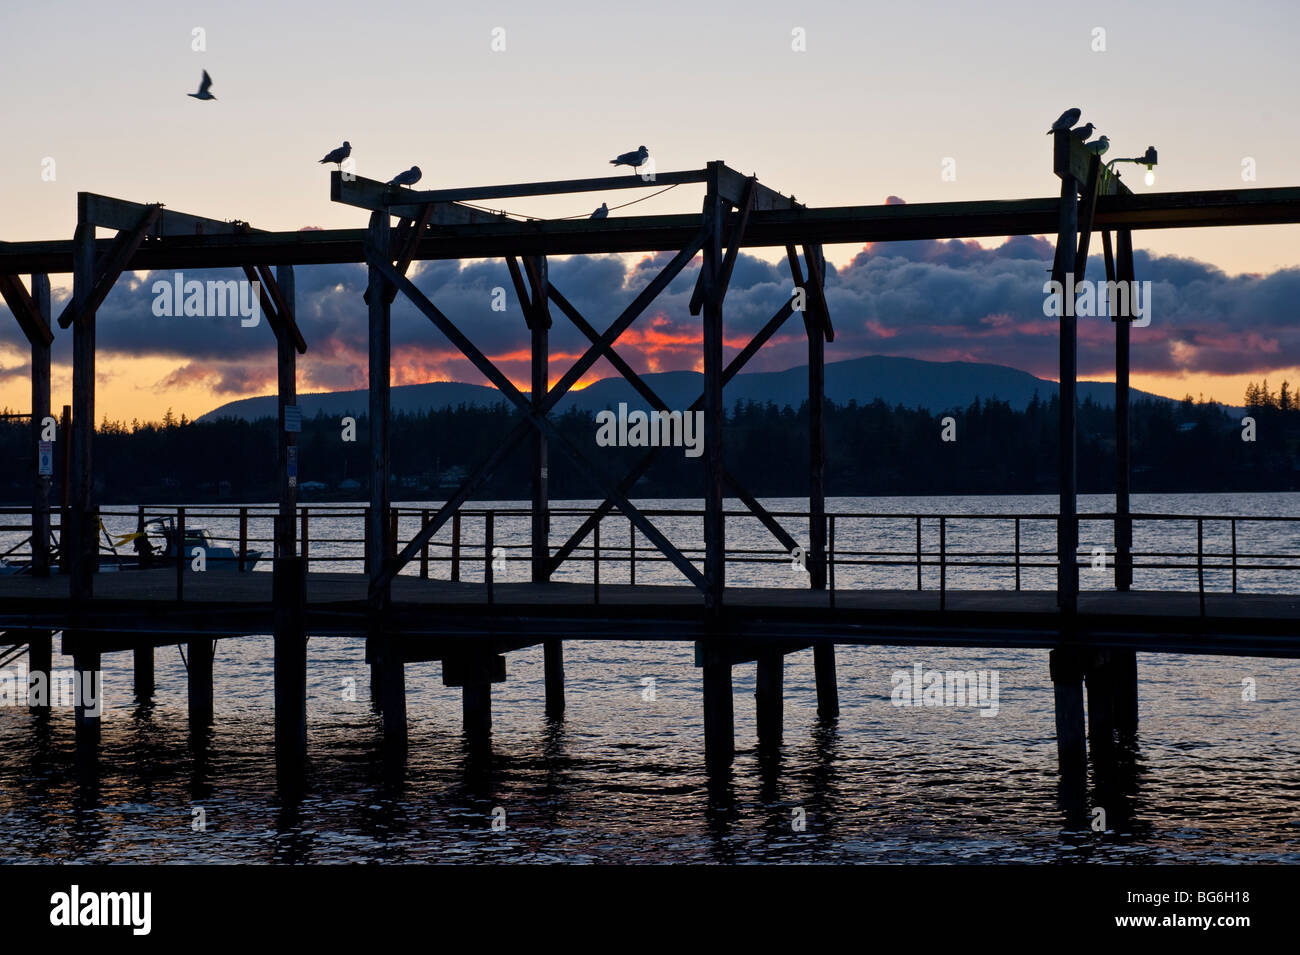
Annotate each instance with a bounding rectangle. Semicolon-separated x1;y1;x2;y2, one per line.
4;187;1300;274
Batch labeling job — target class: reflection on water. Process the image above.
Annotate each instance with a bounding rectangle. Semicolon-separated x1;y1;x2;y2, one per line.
2;494;1299;863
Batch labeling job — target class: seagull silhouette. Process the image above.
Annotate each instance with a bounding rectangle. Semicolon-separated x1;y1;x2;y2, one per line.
610;146;649;171
1070;122;1096;141
319;142;351;167
1084;135;1110;156
387;166;422;187
187;70;216;101
1046;107;1081;134
590;203;609;219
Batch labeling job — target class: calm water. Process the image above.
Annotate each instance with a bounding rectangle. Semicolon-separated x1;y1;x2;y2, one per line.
2;493;1299;863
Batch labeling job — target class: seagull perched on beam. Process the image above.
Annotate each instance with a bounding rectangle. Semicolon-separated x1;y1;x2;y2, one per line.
387;166;422;187
319;141;351;167
610;145;649;171
187;70;216;101
590;203;609;219
1070;122;1095;141
1046;107;1081;134
1084;135;1110;156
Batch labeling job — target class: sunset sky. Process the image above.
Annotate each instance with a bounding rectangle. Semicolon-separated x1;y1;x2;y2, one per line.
2;0;1299;422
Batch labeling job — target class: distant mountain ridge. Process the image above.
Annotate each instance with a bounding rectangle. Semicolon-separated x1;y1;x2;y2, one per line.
196;355;1185;423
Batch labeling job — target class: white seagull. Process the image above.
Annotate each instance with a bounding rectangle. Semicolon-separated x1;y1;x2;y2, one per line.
591;203;609;219
1046;107;1081;134
1084;135;1110;156
187;70;216;101
1070;122;1095;141
610;145;649;171
387;166;422;187
319;141;351;167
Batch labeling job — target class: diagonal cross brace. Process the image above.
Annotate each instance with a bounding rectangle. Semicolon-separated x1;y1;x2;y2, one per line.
0;275;53;347
689;178;755;316
549;283;799;555
545;293;801;571
57;205;161;328
366;234;708;594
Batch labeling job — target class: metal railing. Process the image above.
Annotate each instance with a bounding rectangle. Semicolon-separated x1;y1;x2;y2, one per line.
2;505;1298;610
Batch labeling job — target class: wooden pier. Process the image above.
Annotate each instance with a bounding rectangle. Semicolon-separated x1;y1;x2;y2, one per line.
3;127;1300;794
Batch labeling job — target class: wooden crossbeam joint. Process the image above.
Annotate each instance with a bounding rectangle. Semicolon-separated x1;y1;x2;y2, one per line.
57;204;161;328
0;274;53;347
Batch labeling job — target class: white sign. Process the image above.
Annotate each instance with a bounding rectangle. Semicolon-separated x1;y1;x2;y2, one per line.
38;441;53;476
284;405;302;433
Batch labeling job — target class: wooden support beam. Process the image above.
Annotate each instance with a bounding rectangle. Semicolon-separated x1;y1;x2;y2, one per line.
134;645;154;702
702;661;734;768
0;273;54;346
1111;648;1139;737
257;263;307;354
1085;649;1118;760
1114;229;1136;592
690;176;754;316
70;223;96;599
73;646;100;750
701;163;726;609
1052;163;1080;613
1049;648;1087;780
813;643;839;719
56;204;161;328
187;638;214;728
273;555;308;781
526;256;551;583
715;164;797;211
27;631;51;712
333;168;710;208
28;275;51;577
543;639;564;718
755;651;783;746
78;192;258;236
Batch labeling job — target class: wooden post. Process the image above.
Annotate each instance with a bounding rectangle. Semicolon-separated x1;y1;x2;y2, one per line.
187;638;214;729
543;639;564;718
30;274;51;577
1052;150;1080;612
273;555;308;783
276;265;298;560
73;648;101;750
238;506;248;571
1050;648;1087;780
59;404;70;575
134;644;154;702
27;631;51;712
365;210;405;745
420;509;429;578
701;162;726;609
70;222;96;599
443;654;504;744
1113;230;1135;591
755;651;783;746
1111;648;1139;738
702;660;734;768
451;511;462;581
176;507;186;601
813;643;839;719
1084;649;1116;761
462;683;491;740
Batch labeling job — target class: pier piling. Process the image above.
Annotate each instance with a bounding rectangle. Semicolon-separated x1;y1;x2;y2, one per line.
274;556;308;776
755;652;783;746
187;638;214;728
133;645;154;702
27;630;51;712
813;643;839;719
1049;648;1087;779
543;639;565;718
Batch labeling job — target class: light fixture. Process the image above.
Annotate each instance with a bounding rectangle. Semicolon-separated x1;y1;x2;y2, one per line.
1106;146;1159;187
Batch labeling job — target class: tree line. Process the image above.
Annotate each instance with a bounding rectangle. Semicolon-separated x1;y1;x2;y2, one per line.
0;386;1296;503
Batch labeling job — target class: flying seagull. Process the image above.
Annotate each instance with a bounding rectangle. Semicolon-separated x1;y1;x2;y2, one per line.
387;166;422;187
610;145;649;171
187;70;215;101
590;203;609;219
1084;135;1110;156
319;141;351;167
1070;122;1095;141
1046;107;1081;134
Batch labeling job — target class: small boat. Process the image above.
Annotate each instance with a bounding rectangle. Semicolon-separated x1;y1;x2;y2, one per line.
0;518;261;575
